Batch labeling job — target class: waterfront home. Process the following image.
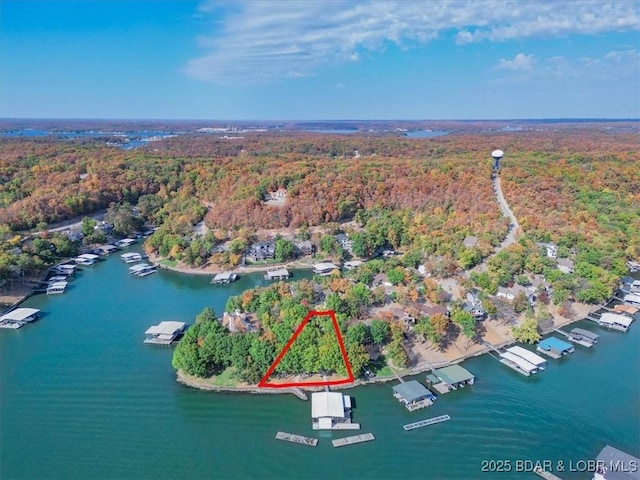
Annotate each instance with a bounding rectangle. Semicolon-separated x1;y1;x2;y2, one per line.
462;302;485;320
593;445;640;480
415;303;450;318
506;346;547;370
462;236;478;248
115;238;136;248
265;268;290;280
426;364;475;394
335;234;353;253
54;264;76;276
536;337;574;359
46;281;68;294
496;284;528;302
392;380;436;411
121;252;143;263
0;308;40;329
568;328;599;347
598;312;634;332
623;293;640;308
144;321;187;345
311;392;360;430
64;228;84;242
313;262;339;275
221;311;259;333
372;273;391;287
75;253;100;265
294;240;314;256
248;241;275;261
129;263;157;277
557;258;575;274
499;351;538;376
212;271;238;284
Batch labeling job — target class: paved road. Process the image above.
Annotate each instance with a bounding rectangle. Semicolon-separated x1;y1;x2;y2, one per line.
493;175;520;251
466;174;521;276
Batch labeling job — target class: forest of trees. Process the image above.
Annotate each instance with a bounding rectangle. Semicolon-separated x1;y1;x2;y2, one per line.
1;128;638;309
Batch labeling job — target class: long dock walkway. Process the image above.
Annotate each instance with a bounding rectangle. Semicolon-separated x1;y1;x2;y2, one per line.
275;431;318;447
403;415;451;431
332;433;375;448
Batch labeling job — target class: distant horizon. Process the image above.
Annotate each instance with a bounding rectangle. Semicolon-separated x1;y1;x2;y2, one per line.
2;117;639;123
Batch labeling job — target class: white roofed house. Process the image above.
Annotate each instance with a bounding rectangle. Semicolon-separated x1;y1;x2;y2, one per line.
311;392;359;430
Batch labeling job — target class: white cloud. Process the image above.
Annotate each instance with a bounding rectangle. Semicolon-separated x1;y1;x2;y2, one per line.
185;0;640;84
494;53;536;72
492;49;640;85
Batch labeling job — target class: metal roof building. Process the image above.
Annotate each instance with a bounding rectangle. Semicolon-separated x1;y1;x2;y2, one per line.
594;445;640;480
311;392;358;430
537;336;574;358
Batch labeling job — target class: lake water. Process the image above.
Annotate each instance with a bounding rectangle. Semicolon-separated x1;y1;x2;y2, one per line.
1;252;638;480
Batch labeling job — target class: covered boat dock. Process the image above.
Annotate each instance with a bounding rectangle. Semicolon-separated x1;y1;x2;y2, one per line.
0;308;40;329
426;364;475;394
568;328;599;347
265;268;290;280
537;336;574;359
392;380;436;411
506;346;547;371
212;271;238;284
499;351;538;376
598;312;634;332
144;321;187;345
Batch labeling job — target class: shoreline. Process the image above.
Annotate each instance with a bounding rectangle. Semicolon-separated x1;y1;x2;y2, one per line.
174;309;598;400
149;253;317;276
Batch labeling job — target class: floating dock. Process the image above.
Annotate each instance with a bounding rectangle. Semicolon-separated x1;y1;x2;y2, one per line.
332;433;375;448
403;414;451;431
275;431;318;447
499;351;538;376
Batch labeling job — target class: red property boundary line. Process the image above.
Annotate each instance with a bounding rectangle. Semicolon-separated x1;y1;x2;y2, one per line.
258;310;354;388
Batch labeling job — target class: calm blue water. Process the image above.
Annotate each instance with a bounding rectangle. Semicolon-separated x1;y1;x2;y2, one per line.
1;252;638;480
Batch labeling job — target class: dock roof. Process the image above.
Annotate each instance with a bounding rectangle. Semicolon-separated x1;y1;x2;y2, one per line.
311;392;347;419
0;308;40;322
145;321;186;336
313;262;338;271
537;336;573;352
500;351;537;372
129;263;152;272
569;328;599;340
506;346;547;367
266;268;289;277
392;380;431;403
596;445;640;480
600;312;633;328
214;271;235;280
434;364;475;385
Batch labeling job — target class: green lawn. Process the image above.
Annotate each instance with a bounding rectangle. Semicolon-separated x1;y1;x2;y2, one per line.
160;258;178;268
211;367;240;387
376;366;395;378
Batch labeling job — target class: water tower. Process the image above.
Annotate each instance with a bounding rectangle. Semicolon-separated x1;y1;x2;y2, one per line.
492;149;504;171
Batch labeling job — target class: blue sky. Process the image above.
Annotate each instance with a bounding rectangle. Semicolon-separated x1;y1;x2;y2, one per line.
1;0;639;120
